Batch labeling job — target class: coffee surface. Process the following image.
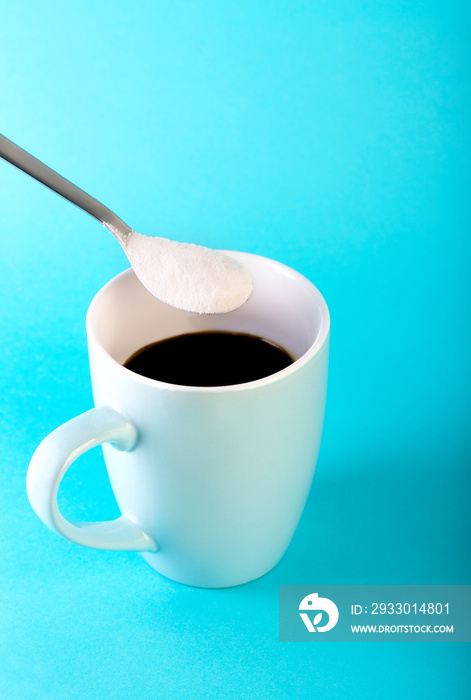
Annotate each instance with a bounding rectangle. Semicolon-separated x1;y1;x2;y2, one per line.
124;331;295;387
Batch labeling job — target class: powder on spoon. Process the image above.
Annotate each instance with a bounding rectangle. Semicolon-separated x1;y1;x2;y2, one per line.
118;230;253;314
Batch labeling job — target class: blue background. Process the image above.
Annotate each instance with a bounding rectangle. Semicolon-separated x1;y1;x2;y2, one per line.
1;1;470;698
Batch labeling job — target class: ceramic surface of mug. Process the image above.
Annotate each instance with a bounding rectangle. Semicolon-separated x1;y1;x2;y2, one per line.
27;252;330;588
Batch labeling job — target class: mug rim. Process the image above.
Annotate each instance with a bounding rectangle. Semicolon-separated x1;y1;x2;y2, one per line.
86;252;330;393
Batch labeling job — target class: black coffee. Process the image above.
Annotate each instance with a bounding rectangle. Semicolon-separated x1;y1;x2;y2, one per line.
124;331;295;387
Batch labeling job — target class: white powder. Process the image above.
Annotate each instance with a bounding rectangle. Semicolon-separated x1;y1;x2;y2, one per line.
107;227;253;314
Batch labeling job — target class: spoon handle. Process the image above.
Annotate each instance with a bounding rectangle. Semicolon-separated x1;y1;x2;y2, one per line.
0;134;132;238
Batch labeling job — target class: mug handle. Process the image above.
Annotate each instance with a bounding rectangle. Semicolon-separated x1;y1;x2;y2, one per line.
26;405;157;552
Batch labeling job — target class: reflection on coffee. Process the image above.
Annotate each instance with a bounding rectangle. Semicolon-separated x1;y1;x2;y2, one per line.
124;331;295;387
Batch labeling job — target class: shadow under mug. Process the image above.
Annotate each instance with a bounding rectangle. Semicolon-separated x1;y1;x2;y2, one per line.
27;252;330;588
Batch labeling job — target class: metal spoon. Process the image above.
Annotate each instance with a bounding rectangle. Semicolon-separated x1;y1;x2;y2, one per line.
0;134;252;314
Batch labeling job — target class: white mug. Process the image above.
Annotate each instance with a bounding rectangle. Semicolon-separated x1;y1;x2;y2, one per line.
27;252;330;588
